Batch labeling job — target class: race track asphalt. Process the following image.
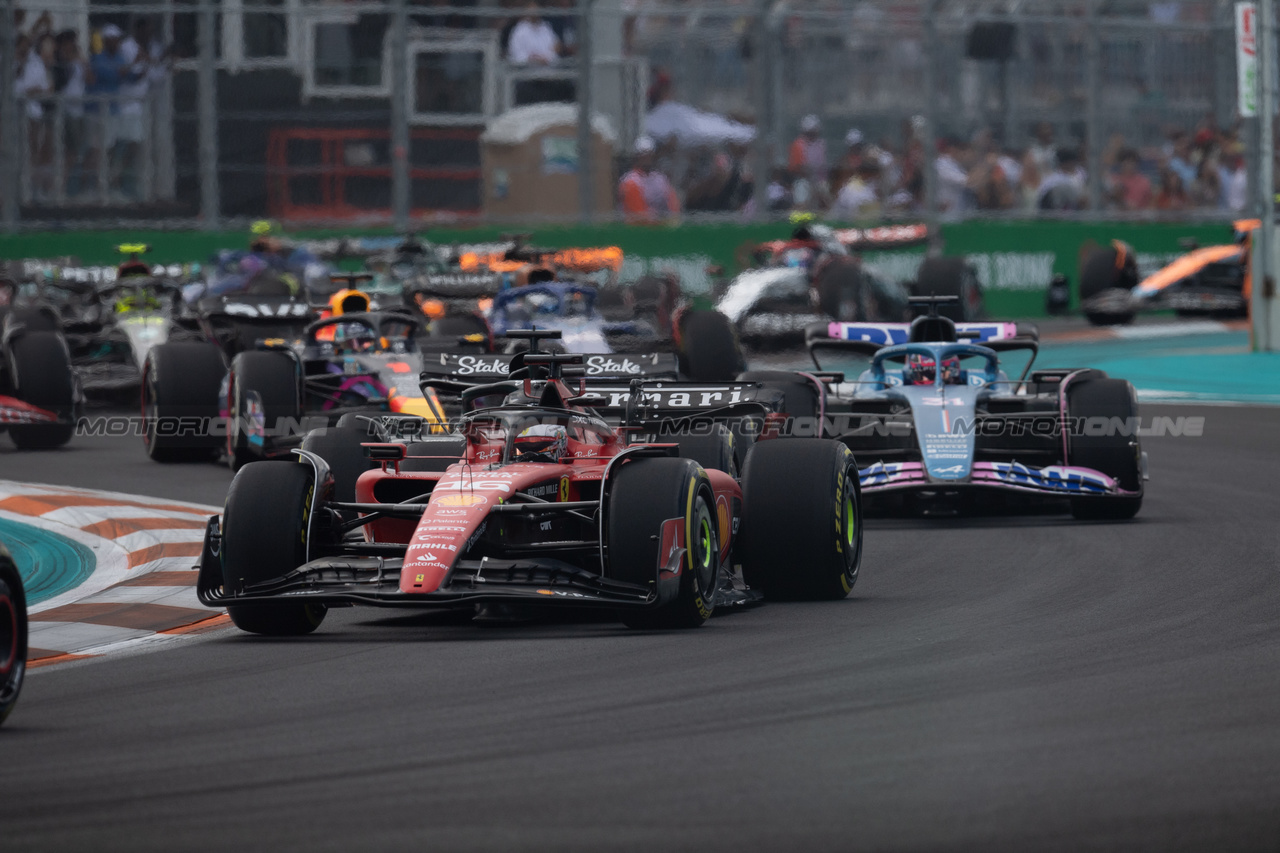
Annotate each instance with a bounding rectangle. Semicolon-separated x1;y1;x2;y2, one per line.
1;403;1278;852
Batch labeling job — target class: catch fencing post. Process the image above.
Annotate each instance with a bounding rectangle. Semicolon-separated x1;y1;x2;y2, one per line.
197;0;220;230
1256;0;1277;351
0;0;18;232
391;0;410;231
577;0;595;224
1084;0;1102;212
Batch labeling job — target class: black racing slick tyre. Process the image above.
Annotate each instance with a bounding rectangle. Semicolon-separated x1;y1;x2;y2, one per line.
300;426;373;504
220;462;327;635
679;310;745;382
142;342;225;462
227;350;301;471
606;458;719;629
0;548;27;726
674;426;736;476
915;256;984;321
1079;243;1138;326
737;370;821;422
7;332;75;450
740;439;862;600
815;256;865;321
1067;377;1143;520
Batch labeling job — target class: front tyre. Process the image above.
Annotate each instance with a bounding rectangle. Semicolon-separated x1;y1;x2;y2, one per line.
220;461;327;635
606;458;720;629
740;439;862;600
1067;377;1143;520
226;351;301;471
7;332;75;450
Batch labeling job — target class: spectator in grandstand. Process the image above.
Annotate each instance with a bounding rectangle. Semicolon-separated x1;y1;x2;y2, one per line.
619;135;680;224
788;115;829;206
87;24;141;198
1035;148;1086;211
507;3;561;65
14;32;51;198
765;167;794;213
1153;167;1188;211
828;160;881;222
546;0;579;58
934;137;970;212
1219;146;1248;212
1165;130;1196;188
1014;150;1042;211
1028;121;1057;176
116;19;166;199
830;128;866;191
52;30;90;197
1109;149;1153;211
684;141;753;214
967;150;1014;211
1189;155;1222;209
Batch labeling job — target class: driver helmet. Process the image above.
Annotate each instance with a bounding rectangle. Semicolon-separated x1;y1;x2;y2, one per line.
940;356;962;385
329;288;371;317
513;423;568;463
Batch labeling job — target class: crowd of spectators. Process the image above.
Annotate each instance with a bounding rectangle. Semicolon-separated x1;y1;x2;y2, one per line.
9;7;169;202
624;97;1256;222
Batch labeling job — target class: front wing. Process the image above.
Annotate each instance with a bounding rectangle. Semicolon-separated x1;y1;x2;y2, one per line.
858;460;1140;498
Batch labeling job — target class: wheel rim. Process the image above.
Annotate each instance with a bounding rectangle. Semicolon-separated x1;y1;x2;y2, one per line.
840;465;861;579
690;498;718;596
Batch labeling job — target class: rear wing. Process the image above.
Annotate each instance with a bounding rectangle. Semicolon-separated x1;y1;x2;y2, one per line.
409;271;504;299
419;352;682;384
457;246;624;275
817;321;1023;345
572;381;780;424
832;224;929;251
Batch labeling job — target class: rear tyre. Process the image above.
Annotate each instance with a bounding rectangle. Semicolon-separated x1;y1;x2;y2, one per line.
7;332;75;449
227;351;301;471
915;256;984;321
737;370;821;423
0;549;27;726
674;426;736;475
815;256;865;321
679;310;745;382
142;342;225;462
606;458;719;629
1067;378;1143;520
220;462;327;635
300;426;372;503
740;439;861;600
1079;244;1138;326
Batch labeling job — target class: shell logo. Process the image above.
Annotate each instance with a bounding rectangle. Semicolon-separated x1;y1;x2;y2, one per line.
436;494;486;507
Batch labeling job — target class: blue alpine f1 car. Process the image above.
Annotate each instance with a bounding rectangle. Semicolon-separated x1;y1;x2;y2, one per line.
778;298;1146;519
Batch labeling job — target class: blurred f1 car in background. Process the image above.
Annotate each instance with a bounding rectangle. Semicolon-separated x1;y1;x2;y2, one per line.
711;220;983;347
797;296;1145;519
1079;220;1257;325
197;346;863;636
7;245;187;398
0;540;26;726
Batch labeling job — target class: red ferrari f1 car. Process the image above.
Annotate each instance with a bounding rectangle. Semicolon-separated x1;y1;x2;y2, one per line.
197;341;862;634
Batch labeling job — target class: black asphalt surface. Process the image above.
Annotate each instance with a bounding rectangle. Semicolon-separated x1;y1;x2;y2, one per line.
1;403;1278;852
